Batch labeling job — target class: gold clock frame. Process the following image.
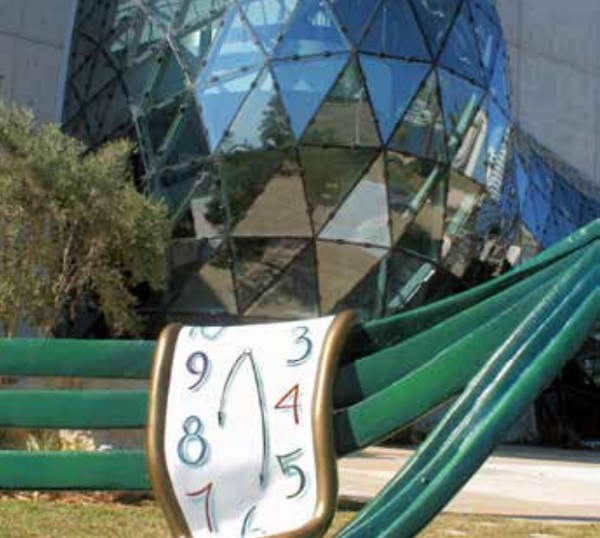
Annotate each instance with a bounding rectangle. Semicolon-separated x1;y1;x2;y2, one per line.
146;311;356;538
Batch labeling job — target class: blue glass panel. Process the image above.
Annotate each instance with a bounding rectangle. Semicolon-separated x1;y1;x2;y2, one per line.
238;0;299;53
389;71;447;163
196;68;260;150
470;2;502;80
527;184;552;238
438;1;486;86
197;7;264;87
329;0;380;44
220;69;293;152
302;58;380;147
175;23;220;78
360;0;430;61
490;42;510;114
580;197;600;223
472;0;500;28
552;178;583;223
274;0;349;58
542;212;575;248
514;153;529;207
408;0;461;56
437;68;485;155
271;55;348;138
360;55;429;143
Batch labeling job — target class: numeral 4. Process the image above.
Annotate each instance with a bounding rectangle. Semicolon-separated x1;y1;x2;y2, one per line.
275;384;300;425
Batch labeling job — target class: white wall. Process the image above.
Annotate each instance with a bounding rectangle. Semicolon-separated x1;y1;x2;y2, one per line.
496;0;600;189
0;0;77;122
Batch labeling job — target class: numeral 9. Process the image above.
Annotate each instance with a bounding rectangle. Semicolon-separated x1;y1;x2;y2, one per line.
187;351;210;391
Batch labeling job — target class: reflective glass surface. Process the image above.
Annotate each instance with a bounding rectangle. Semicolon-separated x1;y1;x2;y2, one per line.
64;0;600;324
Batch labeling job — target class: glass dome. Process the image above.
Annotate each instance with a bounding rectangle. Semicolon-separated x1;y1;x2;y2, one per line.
63;0;600;324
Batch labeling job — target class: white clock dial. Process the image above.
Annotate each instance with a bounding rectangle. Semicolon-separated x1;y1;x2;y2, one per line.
148;313;354;538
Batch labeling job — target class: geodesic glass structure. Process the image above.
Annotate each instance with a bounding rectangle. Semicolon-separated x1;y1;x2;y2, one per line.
63;0;600;324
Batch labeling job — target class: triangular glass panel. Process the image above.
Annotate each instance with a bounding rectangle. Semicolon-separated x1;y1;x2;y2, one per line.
196;67;260;151
396;178;446;260
137;12;168;49
490;42;510;114
359;55;430;143
385;248;435;314
185;164;226;239
147;48;188;105
388;70;447;163
179;0;230;29
542;212;575;248
360;0;430;61
552;178;583;223
332;258;387;320
220;150;290;230
580;197;600;224
302;58;380;147
316;241;387;313
328;0;380;44
168;244;239;315
445;170;482;236
232;238;309;312
173;22;221;78
319;155;391;247
123;52;159;102
408;0;462;56
485;99;511;199
164;104;210;166
144;97;184;158
386;151;443;241
514;153;530;207
470;2;502;81
437;68;485;157
220;69;294;152
244;243;319;319
232;156;312;237
238;0;299;53
197;7;265;87
300;147;378;232
451;94;488;186
274;0;349;58
271;55;348;139
438;1;486;86
143;0;180;30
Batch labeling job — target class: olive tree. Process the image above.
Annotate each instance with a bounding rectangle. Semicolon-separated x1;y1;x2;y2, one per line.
0;102;170;337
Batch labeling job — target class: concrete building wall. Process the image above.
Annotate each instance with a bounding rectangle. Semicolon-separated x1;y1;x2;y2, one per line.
0;0;77;122
496;0;600;189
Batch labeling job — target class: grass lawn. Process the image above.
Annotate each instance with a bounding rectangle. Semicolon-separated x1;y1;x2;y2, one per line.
0;498;597;537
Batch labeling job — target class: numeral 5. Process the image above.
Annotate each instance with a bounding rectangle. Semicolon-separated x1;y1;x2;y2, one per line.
276;449;306;499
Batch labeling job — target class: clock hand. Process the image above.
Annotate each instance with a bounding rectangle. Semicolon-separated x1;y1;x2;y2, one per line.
218;349;270;487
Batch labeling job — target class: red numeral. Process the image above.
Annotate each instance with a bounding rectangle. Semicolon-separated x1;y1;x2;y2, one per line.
187;482;215;532
275;384;300;425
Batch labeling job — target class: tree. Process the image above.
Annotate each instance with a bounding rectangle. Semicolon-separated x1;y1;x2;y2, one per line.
0;101;170;337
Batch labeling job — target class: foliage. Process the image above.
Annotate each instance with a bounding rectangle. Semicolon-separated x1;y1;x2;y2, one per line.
0;101;170;337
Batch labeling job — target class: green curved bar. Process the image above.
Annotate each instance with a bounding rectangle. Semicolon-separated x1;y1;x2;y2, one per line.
0;338;154;378
336;233;599;537
0;390;148;428
334;248;582;409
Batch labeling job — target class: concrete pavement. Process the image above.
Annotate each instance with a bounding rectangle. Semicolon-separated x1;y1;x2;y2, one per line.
338;446;600;520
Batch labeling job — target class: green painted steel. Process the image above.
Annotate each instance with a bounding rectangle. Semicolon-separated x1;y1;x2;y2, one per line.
0;390;148;428
0;451;150;491
0;339;154;378
335;222;599;537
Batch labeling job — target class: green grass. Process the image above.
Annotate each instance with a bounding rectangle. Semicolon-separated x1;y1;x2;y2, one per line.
0;498;597;537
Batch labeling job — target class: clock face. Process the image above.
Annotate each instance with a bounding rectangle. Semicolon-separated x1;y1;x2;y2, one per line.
147;313;354;538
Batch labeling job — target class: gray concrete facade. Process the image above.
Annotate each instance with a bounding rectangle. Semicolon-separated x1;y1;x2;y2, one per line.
0;0;76;122
496;0;600;189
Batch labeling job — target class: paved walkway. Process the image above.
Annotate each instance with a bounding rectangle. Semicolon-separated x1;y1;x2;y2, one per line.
338;446;600;520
